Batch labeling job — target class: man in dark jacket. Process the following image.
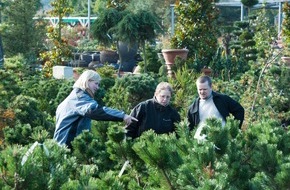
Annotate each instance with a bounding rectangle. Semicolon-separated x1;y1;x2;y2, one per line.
126;82;181;139
187;76;244;130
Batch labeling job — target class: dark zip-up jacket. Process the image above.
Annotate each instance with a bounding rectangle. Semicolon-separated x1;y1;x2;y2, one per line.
187;91;244;130
126;98;181;139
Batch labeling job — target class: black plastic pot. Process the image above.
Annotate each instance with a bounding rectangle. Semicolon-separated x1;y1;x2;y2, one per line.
118;41;138;72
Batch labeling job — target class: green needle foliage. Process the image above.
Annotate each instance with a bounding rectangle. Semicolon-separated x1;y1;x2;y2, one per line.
104;74;157;112
0;0;289;188
0;140;76;190
1;0;46;60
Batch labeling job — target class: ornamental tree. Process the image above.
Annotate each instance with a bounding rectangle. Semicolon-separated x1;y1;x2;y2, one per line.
40;0;74;77
171;0;220;67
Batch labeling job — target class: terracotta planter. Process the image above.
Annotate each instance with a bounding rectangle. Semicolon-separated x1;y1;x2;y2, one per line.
276;39;283;49
161;49;189;77
281;56;290;67
201;68;212;76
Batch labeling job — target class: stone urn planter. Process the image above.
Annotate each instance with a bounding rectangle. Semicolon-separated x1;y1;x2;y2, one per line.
161;49;189;77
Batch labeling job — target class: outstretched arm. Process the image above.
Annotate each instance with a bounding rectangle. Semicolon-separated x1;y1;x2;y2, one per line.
125;103;144;139
86;105;125;121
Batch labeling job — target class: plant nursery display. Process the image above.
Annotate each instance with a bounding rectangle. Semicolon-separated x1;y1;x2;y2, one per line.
91;1;161;72
0;0;289;189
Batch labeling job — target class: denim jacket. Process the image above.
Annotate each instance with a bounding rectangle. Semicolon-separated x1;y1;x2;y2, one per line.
53;88;125;146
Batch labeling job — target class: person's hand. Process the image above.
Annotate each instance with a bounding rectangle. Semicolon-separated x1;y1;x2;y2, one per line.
123;114;138;125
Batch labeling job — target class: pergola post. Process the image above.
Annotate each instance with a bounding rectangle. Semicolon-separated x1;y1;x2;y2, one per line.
278;2;283;35
87;0;91;39
170;4;175;37
241;3;244;21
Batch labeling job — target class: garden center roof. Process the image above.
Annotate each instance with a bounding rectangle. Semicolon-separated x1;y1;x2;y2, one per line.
221;0;287;34
37;0;289;36
39;17;97;27
216;0;284;7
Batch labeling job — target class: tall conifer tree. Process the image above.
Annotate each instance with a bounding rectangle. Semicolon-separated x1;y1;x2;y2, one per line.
1;0;45;60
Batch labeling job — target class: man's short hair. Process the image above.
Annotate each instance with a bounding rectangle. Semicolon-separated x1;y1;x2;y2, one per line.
196;75;212;87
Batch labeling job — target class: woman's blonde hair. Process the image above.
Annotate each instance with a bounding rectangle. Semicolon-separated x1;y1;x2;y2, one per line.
73;70;101;91
154;82;173;96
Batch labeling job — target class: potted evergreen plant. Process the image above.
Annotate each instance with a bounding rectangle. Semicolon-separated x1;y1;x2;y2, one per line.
91;2;161;73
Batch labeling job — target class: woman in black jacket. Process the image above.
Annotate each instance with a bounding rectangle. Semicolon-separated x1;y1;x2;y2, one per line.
126;82;181;139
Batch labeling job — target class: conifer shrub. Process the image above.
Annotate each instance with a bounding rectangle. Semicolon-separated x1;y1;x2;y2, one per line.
0;140;76;190
20;77;70;117
168;63;198;116
104;74;158;112
0;42;289;190
137;44;162;74
71;129;115;174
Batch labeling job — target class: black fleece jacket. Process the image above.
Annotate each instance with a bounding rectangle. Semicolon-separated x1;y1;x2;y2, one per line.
126;98;181;139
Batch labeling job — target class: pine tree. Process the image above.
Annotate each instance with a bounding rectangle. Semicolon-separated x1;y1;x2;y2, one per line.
106;117;290;189
2;0;46;60
0;140;77;189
